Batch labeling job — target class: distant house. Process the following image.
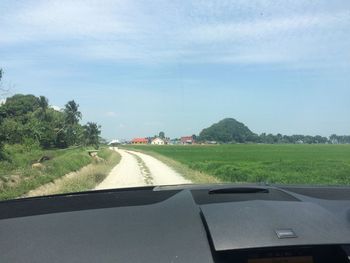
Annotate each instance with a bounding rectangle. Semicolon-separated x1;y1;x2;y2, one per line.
169;138;180;145
131;138;148;144
181;136;195;145
151;138;165;145
164;137;171;145
108;139;120;146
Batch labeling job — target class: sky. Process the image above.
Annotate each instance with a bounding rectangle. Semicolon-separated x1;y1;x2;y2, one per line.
1;0;350;140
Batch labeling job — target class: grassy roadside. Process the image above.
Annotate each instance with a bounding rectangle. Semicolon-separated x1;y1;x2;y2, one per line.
122;146;220;184
0;145;119;200
25;148;121;197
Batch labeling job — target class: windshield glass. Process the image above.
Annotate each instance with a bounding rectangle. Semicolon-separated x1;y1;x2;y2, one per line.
1;1;350;200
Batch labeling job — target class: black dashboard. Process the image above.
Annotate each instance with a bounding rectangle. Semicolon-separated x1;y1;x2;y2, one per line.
0;184;350;262
216;245;349;263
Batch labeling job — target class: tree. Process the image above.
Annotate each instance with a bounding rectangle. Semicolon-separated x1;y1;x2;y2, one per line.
192;134;197;141
0;68;10;98
1;94;39;119
64;100;82;146
37;96;49;120
265;134;276;144
276;133;283;143
0;69;5;159
0;83;100;151
83;122;101;149
0;68;2;94
64;100;82;125
159;131;165;139
1;118;25;144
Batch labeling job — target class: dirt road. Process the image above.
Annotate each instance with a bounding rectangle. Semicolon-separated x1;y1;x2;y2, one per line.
95;148;191;190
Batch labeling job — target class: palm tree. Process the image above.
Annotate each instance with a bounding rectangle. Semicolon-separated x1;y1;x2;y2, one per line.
63;100;82;146
64;100;82;125
84;122;101;149
0;68;9;97
38;96;49;120
38;96;48;111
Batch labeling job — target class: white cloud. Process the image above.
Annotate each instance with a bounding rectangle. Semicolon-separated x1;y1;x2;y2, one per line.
189;13;347;43
1;0;349;67
0;0;134;45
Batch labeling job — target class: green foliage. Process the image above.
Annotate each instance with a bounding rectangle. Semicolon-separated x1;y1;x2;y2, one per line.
37;95;49;120
63;100;83;145
199;118;256;143
0;94;54;146
329;134;350;144
0;145;5;161
64;100;81;125
159;131;165;139
259;133;329;144
126;144;350;185
0;91;106;198
0;69;5;160
0;94;40;119
83;122;101;149
0;94;101;149
1;118;23;143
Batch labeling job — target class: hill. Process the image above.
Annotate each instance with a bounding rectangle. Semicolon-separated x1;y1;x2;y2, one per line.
199;118;257;143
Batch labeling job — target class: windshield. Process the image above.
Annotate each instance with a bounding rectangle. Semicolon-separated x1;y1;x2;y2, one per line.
1;1;350;200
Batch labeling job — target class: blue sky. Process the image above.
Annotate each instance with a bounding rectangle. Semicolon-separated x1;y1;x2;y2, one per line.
1;0;350;140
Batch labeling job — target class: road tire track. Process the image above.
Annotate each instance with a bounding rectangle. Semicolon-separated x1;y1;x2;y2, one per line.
126;151;153;185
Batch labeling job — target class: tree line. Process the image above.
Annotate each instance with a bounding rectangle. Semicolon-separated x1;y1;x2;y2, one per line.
253;133;329;144
197;118;349;144
0;68;101;155
0;94;101;152
0;75;101;160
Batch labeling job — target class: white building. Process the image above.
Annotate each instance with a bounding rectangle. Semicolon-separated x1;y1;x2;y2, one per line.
151;138;165;145
108;139;120;146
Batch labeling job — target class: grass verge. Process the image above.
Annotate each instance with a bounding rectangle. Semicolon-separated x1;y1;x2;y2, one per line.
0;144;121;200
25;148;121;197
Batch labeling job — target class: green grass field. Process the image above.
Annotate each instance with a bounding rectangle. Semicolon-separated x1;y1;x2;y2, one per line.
125;144;350;185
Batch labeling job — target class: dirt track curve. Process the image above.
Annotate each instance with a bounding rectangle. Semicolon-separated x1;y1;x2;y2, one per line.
95;148;191;190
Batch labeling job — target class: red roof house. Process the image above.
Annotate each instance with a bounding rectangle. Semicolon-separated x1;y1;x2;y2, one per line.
131;138;149;144
181;136;195;144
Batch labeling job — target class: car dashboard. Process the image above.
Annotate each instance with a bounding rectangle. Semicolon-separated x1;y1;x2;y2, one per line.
0;184;350;262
